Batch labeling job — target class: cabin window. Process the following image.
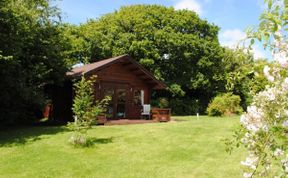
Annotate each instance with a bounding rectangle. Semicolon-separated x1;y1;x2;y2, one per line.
133;89;144;106
103;88;114;119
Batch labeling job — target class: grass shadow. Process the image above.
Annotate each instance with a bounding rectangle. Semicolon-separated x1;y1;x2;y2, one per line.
172;118;189;122
89;137;113;144
70;136;114;148
0;126;69;147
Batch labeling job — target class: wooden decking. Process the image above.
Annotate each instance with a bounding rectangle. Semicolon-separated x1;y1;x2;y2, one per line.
104;119;157;125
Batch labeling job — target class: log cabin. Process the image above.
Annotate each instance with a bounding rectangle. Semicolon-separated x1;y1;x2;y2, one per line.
51;54;166;122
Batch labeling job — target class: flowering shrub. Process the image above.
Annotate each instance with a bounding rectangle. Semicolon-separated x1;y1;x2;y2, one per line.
227;0;288;177
239;79;288;177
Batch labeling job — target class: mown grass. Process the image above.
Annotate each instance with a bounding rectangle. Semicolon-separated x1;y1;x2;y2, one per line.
0;116;245;178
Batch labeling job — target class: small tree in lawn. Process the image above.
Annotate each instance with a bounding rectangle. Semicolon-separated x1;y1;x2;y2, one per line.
69;75;110;147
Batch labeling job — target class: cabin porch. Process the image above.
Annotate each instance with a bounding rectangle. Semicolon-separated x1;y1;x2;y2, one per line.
104;119;157;125
97;108;171;125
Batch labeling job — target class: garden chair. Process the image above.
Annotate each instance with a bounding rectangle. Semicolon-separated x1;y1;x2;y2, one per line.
141;104;151;119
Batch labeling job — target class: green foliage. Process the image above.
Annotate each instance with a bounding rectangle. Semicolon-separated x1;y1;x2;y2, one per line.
0;0;68;124
222;48;270;109
69;75;110;147
60;24;91;66
0;1;269;124
151;97;169;108
72;76;99;127
69;5;226;99
207;93;243;116
70;5;272;112
169;98;203;115
168;84;185;97
158;98;169;108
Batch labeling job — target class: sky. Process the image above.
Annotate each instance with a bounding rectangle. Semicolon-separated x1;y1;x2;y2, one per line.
57;0;270;59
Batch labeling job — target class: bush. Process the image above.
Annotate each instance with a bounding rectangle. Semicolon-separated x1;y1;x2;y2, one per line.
68;132;95;147
159;97;169;108
151;97;170;108
207;93;243;116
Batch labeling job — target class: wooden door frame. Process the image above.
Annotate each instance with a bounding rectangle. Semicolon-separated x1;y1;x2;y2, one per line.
100;81;130;120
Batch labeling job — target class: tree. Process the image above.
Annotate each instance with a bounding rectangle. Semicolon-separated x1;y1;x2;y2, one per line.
72;76;110;127
67;5;226;113
0;0;68;124
60;23;91;66
69;75;110;147
223;48;270;109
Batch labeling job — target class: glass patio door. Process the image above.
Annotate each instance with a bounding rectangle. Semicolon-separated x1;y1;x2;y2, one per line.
102;82;128;120
116;88;126;119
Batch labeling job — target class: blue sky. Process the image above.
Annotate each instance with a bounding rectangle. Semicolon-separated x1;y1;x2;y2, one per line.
57;0;269;59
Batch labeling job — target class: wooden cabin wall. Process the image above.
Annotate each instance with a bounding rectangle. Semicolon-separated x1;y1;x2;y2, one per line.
50;60;158;121
90;62;151;102
97;63;147;86
89;62;152;119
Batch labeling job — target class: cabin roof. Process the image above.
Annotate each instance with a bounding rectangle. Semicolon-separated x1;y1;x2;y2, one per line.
66;54;166;89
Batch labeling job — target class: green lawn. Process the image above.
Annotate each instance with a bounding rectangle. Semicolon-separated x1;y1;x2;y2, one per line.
0;116;245;178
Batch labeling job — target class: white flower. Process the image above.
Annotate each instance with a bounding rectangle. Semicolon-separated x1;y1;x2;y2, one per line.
282;120;288;127
241;106;267;132
267;89;276;101
263;66;274;82
239;14;288;176
258;87;279;102
240;115;248;125
262;125;269;132
243;172;253;178
241;154;259;170
285;110;288;116
265;164;271;170
274;148;284;157
282;78;288;90
241;137;248;144
263;65;270;75
247;106;263;120
275;31;282;38
274;51;288;68
241;132;251;144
